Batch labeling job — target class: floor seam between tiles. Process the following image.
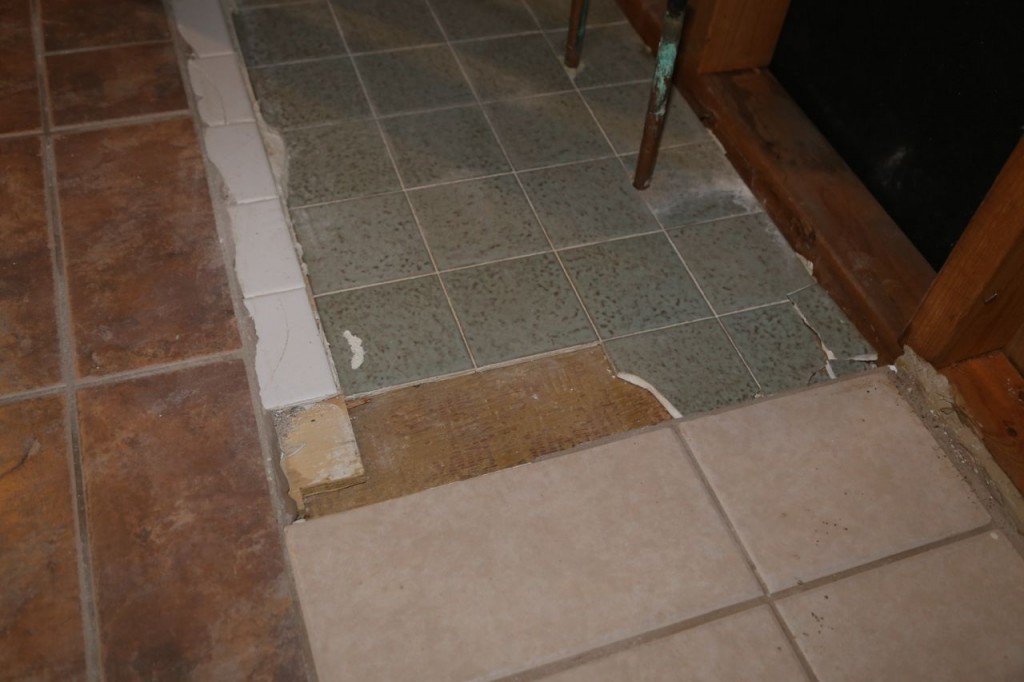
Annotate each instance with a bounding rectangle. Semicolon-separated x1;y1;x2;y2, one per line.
43;37;173;57
30;0;103;676
767;524;997;602
321;0;481;369
489;594;772;682
49;109;192;136
667;428;820;682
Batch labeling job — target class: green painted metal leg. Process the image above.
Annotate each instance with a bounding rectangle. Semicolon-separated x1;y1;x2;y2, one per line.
634;0;687;190
564;0;590;68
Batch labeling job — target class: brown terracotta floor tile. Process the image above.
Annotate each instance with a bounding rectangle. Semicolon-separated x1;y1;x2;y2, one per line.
0;137;61;395
42;0;169;52
0;396;86;680
0;6;40;135
78;361;309;679
56;119;238;377
48;42;187;127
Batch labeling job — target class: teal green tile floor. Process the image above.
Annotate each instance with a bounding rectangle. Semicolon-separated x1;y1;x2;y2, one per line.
231;0;876;409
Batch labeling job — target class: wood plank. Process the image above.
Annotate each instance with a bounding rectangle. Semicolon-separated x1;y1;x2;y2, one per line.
615;0;790;74
682;0;791;75
943;352;1024;493
304;348;670;517
1008;328;1024;374
686;71;934;361
903;140;1024;368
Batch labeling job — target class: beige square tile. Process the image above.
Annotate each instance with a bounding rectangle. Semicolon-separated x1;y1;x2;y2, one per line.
678;373;989;592
286;428;760;682
541;606;809;681
777;532;1024;681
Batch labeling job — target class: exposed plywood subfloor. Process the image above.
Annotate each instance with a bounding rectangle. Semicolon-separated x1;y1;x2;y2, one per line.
303;348;670;517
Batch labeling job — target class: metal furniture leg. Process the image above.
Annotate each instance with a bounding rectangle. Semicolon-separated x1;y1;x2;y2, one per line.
564;0;590;68
634;0;688;190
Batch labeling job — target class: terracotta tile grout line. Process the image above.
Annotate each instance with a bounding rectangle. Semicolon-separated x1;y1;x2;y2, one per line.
665;427;821;681
43;37;173;57
29;1;103;678
49;109;192;136
322;0;481;371
418;0;608;352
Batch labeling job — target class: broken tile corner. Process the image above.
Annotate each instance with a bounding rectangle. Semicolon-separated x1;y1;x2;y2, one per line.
273;396;366;514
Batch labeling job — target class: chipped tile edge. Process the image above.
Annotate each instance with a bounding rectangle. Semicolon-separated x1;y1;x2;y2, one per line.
274;398;367;513
171;3;359;485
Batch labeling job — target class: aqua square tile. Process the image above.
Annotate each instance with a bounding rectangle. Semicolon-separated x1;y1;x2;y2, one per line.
628;143;761;228
330;0;443;52
284;120;400;206
430;0;536;40
524;0;621;29
605;320;758;414
317;276;471;394
561;233;710;338
583;81;707;154
409;176;549;269
291;193;432;293
248;57;369;128
789;284;876;361
670;213;812;314
722;303;829;394
356;46;474;115
234;3;345;67
382;106;509;187
545;24;651;88
443;254;595;365
519;157;659;246
455;34;572;101
486;93;612;169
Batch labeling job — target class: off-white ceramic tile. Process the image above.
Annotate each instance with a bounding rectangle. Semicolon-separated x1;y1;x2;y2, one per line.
204;123;277;204
171;0;235;57
286;428;761;682
245;288;338;409
227;200;304;297
188;55;255;126
777;532;1024;682
679;372;990;592
541;607;809;681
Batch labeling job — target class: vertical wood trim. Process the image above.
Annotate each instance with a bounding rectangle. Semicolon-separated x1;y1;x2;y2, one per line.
1008;327;1024;374
904;140;1024;368
681;0;791;77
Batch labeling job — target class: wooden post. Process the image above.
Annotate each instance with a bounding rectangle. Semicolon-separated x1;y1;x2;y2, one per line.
903;139;1024;369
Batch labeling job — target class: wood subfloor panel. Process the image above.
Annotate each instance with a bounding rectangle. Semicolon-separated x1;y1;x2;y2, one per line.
305;347;669;517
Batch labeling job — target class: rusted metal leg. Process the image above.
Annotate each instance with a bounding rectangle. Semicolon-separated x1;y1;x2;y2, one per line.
634;0;687;190
564;0;590;68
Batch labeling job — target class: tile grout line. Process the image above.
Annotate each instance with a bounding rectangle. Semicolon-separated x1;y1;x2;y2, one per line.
666;427;821;682
321;0;481;370
420;0;607;349
29;1;103;678
43;37;173;56
287;151;626;209
49;109;192;136
493;593;773;682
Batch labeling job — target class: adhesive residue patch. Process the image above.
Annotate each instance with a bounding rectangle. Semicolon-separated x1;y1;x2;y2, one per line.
342;330;365;370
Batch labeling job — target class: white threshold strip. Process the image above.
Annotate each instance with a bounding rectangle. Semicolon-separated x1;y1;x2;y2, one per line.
169;0;340;411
